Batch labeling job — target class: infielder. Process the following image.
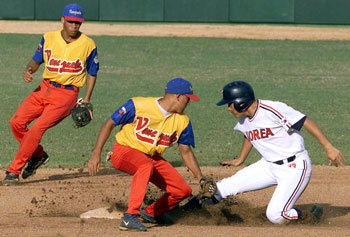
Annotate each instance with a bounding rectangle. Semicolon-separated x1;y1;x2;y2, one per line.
194;81;345;224
88;78;210;231
3;3;99;185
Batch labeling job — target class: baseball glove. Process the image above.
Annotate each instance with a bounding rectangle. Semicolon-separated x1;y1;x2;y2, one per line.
199;176;217;201
71;98;93;128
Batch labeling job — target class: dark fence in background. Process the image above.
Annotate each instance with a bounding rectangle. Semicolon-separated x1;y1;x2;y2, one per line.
0;0;349;24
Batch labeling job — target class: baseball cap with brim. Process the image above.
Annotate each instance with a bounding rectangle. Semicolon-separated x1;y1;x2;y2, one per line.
63;3;84;23
165;78;200;101
216;98;233;106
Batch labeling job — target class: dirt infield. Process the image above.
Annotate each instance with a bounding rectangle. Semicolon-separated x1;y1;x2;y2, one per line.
1;166;349;236
1;21;349;236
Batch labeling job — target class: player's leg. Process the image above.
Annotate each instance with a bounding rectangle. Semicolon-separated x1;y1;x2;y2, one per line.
110;142;152;231
110;142;155;215
215;158;276;200
6;85;77;175
9;84;45;160
265;153;312;224
182;158;276;210
143;155;192;218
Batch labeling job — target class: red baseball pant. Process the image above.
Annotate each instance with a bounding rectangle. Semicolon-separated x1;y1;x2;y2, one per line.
7;80;78;175
110;142;192;217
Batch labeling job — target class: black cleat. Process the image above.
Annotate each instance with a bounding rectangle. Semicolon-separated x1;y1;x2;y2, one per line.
22;151;49;179
2;171;19;185
119;213;147;231
310;205;323;222
296;205;323;224
140;209;174;225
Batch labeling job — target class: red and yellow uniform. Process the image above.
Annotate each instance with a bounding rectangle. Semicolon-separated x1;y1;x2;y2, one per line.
110;97;195;216
7;30;99;175
36;29;98;87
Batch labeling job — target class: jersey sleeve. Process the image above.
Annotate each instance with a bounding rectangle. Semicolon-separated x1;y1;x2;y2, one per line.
110;99;136;126
86;48;99;76
275;102;306;131
32;36;45;64
178;120;195;148
291;115;307;131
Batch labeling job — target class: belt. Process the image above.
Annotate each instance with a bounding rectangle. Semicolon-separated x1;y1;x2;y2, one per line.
273;155;296;165
48;80;76;91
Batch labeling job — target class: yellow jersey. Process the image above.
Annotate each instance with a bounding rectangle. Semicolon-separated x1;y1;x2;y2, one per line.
111;97;195;156
33;30;99;87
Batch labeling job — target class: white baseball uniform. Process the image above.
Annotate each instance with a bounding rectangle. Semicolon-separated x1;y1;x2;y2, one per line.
215;99;312;224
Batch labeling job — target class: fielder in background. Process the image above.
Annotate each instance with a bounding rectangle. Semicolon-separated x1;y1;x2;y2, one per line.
88;78;204;231
194;81;345;224
2;3;99;185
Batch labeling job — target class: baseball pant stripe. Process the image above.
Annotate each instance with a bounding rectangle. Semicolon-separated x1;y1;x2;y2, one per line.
281;160;307;220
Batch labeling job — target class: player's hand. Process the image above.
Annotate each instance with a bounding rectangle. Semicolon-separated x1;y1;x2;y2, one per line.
23;67;34;83
88;152;101;176
326;146;346;167
220;157;244;167
82;98;93;119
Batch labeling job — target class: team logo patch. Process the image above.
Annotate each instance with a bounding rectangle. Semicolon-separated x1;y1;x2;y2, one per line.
118;107;126;116
36;44;42;52
93;55;99;64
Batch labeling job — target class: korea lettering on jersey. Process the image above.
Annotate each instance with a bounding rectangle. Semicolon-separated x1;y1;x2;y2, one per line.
33;30;99;87
111;97;195;156
234;100;306;162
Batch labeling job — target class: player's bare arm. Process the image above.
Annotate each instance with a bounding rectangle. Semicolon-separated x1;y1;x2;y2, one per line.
22;59;40;83
303;117;346;167
82;74;97;118
220;137;252;166
83;74;97;103
178;143;203;181
88;118;115;176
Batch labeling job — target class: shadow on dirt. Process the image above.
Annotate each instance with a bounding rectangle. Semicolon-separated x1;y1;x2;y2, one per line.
20;167;127;185
143;197;350;227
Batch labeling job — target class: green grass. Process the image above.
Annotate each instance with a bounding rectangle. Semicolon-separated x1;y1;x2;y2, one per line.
0;33;349;169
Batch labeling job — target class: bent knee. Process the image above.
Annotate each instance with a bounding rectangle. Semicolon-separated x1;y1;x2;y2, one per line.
266;209;286;224
9;117;23;130
173;184;192;200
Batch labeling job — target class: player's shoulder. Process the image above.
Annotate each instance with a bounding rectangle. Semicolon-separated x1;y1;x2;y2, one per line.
43;29;61;38
131;97;156;102
259;99;289;110
80;32;97;46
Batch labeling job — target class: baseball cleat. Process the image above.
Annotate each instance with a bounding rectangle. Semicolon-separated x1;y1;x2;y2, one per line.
140;209;156;223
140;209;174;225
119;213;147;231
2;171;19;185
22;151;49;179
295;205;323;224
310;205;323;221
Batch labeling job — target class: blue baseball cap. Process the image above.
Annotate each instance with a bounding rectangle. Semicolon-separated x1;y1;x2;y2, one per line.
165;78;200;101
63;3;84;23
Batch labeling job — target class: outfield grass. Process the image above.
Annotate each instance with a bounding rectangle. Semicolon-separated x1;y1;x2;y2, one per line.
0;34;348;169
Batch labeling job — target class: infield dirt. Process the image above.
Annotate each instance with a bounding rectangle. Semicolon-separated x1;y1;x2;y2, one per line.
0;22;349;236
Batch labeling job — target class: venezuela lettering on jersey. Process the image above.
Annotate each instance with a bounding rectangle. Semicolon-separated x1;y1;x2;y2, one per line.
245;128;274;141
135;116;178;147
44;49;83;74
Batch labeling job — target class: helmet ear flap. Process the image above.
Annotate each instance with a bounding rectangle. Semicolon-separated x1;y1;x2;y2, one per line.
233;101;245;112
233;97;251;112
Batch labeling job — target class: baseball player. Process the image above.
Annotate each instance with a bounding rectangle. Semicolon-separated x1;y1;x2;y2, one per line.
88;78;206;231
190;81;345;224
2;3;99;185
